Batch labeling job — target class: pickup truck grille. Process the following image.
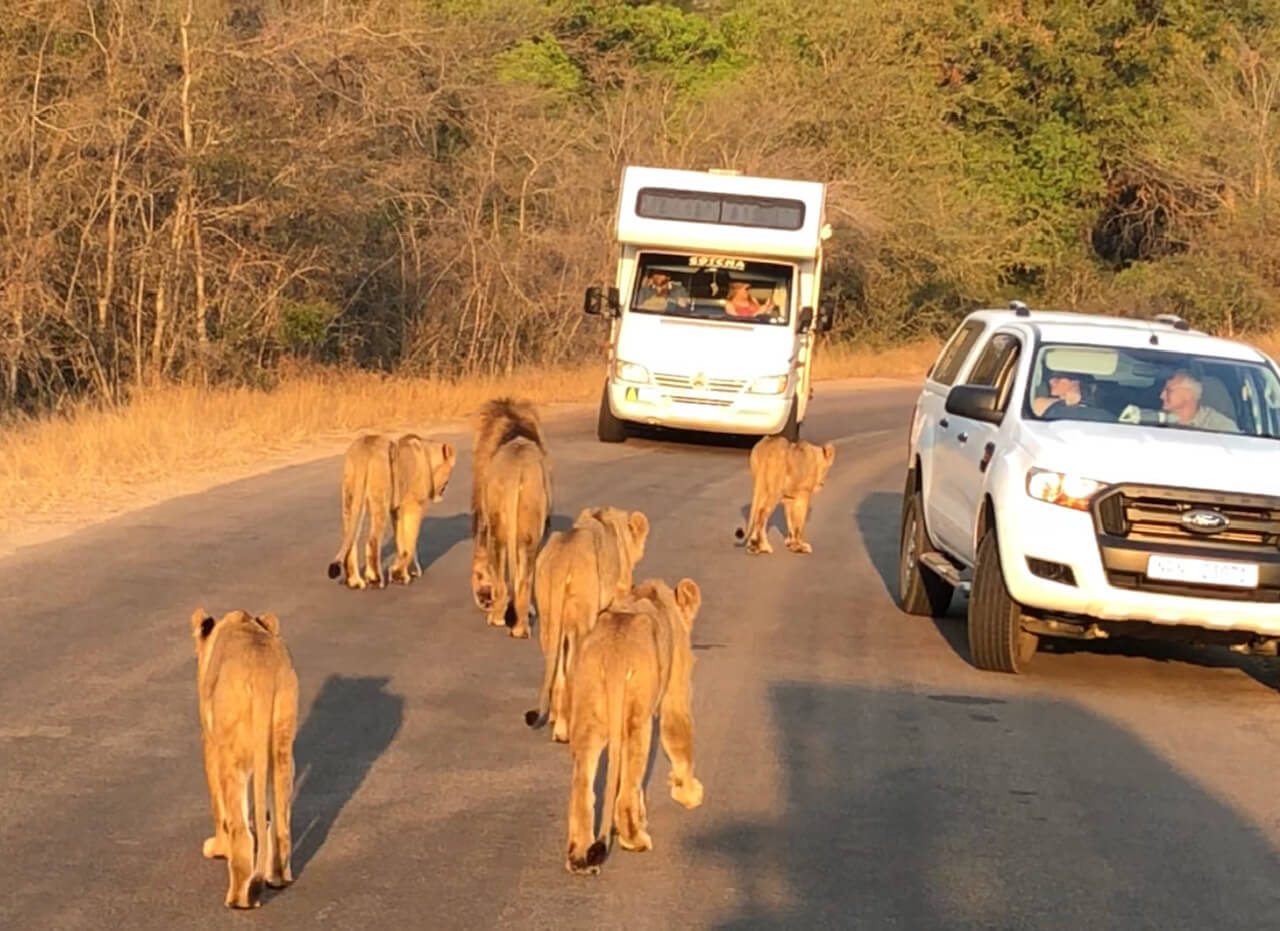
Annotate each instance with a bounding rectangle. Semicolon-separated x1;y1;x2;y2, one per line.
1090;483;1280;603
653;373;746;393
1092;485;1280;549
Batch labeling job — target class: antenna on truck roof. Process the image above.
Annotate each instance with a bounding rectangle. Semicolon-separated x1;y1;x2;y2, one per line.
1009;299;1030;317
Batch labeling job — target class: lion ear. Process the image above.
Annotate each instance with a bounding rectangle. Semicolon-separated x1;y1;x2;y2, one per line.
628;510;650;541
191;608;216;642
442;441;456;462
255;612;281;636
675;578;702;625
822;442;835;463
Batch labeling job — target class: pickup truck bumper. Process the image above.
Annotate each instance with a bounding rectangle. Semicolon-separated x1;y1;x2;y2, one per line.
998;498;1280;636
608;380;791;435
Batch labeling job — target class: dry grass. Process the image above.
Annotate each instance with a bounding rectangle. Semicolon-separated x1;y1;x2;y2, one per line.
0;340;935;530
34;326;1276;536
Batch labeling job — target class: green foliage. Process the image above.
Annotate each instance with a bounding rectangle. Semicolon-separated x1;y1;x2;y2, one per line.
277;299;340;355
495;33;583;93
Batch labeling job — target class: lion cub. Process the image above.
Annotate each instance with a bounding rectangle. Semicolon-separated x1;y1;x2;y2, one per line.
527;505;651;742
190;608;298;909
734;433;836;555
563;577;704;875
327;432;456;588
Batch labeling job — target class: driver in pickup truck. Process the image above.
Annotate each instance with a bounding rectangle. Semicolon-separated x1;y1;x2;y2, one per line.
1030;370;1114;422
1159;370;1238;431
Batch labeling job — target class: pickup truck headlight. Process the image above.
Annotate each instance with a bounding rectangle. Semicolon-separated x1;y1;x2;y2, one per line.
748;374;788;395
614;360;650;384
1025;468;1105;511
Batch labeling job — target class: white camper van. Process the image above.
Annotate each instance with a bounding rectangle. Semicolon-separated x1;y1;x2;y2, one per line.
583;165;834;443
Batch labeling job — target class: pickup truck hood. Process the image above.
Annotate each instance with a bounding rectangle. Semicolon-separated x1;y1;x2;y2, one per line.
1016;420;1280;495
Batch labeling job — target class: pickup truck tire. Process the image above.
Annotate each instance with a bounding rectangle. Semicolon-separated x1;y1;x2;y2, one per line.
780;397;800;442
897;489;953;617
968;529;1038;673
597;384;627;443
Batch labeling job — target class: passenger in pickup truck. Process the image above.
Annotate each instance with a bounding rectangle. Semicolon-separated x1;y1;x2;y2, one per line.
1030;371;1115;422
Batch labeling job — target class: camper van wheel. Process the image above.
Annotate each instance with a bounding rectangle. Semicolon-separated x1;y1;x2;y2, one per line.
780;397;800;442
597;384;627;443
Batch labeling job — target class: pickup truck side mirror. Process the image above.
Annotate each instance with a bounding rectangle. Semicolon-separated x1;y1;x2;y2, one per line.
583;285;621;318
945;384;1003;424
798;306;814;330
817;300;835;332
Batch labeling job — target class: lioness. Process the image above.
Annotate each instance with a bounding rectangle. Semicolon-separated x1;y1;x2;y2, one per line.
326;432;456;588
526;506;651;741
474;434;551;638
563;577;704;875
190;607;298;909
734;433;836;555
387;433;457;584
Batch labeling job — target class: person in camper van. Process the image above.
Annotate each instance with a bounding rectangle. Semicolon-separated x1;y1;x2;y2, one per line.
635;271;689;312
724;280;774;318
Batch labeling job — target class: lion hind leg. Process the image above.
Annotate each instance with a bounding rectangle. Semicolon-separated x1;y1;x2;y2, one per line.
220;765;258;908
616;703;654;853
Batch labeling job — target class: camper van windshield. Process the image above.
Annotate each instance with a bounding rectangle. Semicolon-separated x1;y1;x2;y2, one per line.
630;252;792;326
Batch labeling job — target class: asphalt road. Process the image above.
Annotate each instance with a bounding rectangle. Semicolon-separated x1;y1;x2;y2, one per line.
4;381;1280;930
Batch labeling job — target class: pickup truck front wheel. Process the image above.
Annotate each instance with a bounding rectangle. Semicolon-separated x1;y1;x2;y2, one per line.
897;489;954;617
968;529;1038;673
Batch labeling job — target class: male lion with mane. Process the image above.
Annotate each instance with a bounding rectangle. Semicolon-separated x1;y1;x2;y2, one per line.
526;505;650;741
562;577;704;875
469;398;552;637
190;607;298;909
734;433;835;555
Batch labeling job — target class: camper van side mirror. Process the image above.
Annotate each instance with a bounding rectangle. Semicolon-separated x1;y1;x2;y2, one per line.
798;306;814;330
817;300;835;333
584;285;603;316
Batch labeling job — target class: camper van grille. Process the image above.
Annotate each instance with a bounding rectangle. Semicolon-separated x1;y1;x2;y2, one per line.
653;373;746;393
669;396;732;408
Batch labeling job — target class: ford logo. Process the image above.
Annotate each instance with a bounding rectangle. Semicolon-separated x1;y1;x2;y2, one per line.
1181;508;1229;533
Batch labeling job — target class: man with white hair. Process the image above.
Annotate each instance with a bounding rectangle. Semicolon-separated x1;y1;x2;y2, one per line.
1160;369;1237;431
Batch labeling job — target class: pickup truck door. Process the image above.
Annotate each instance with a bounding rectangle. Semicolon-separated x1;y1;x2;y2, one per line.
917;319;988;554
934;330;1025;566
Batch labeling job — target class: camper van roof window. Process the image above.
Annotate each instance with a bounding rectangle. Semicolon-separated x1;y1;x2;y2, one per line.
635;187;806;231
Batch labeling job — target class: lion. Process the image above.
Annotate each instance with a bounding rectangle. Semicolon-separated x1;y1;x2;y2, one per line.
190;607;299;909
468;398;552;635
326;432;456;588
562;577;704;876
469;397;547;540
525;506;651;742
387;433;457;584
734;433;836;555
472;434;552;638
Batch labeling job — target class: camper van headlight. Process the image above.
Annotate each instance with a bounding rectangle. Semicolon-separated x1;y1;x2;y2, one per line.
614;360;651;385
748;374;788;395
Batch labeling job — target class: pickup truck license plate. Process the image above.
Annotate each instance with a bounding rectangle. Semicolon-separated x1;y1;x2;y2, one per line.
1146;554;1259;589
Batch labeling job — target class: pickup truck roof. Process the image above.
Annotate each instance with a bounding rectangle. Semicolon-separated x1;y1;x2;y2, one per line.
961;306;1271;365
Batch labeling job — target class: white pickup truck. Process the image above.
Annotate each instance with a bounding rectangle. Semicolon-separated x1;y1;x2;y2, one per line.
897;303;1280;673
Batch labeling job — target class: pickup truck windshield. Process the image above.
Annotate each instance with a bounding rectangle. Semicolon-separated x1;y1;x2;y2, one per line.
1024;341;1280;439
630;251;792;326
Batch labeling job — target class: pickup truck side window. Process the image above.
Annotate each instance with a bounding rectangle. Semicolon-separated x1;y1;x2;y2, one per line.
964;332;1023;411
929;320;986;386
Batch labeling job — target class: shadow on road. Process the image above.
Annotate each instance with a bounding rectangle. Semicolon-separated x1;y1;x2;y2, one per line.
291;675;404;875
854;490;902;599
736;503;788;544
692;681;1280;928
